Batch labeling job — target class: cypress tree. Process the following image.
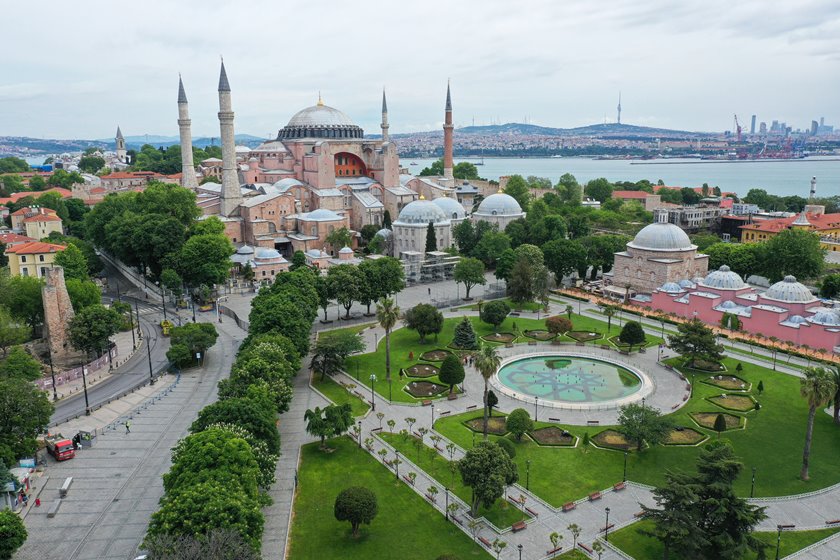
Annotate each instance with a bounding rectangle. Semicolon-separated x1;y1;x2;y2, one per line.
383;210;392;230
425;221;437;253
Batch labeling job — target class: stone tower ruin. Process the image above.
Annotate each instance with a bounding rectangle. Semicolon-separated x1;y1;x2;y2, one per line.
42;266;76;362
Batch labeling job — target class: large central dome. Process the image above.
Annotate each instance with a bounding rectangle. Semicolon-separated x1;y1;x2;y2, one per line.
279;100;364;140
628;222;694;252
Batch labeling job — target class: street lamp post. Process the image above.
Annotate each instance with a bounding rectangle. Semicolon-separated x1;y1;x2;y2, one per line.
775;526;782;560
526;459;531;490
146;327;155;385
534;396;539;421
751;467;757;498
369;374;377;411
431;405;435;429
517;543;523;560
445;487;449;520
134;300;142;343
605;507;611;542
641;396;646;410
395;450;400;481
358;420;362;448
81;367;90;415
156;282;168;321
623;451;628;482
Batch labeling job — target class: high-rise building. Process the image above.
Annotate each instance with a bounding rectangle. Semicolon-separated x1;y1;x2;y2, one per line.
811;121;819;136
617;92;622;125
759;122;767;135
750;115;756;135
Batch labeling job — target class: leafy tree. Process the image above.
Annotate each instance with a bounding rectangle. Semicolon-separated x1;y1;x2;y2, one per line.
545;315;572;336
191;396;280;455
494;248;515;281
3;276;43;331
78;155;105;173
473;231;511;267
617;403;674;451
761;229;825;282
458;441;518;516
0;508;27;560
475;343;502;439
376;297;400;381
326;264;362;319
507;258;534;303
248;295;312;356
305;404;354;448
452;316;478;350
454;257;486;299
141;529;259;560
0;376;53;466
359;224;379;244
160;268;183;301
425;221;438;252
618;321;646;351
668;319;724;368
543;238;587;281
0;346;41;380
167;323;219;366
820;274;840;299
334;486;378;537
584;178;613;202
178;233;234;288
713;413;727;438
505;408;533;441
691;233;722;252
54;244;89;281
403;303;443;343
495;437;516;459
0;157;29;173
66;278;101;312
289;250;307;271
503;175;531;211
0;308;30;356
800;367;837;480
188;216;225;237
68;304;122;358
164;429;260;496
310;330;364;381
452;220;476;253
641;440;767;559
419;159;480;180
325;227;353;253
480;300;510;331
439;355;465;395
46;169;84;188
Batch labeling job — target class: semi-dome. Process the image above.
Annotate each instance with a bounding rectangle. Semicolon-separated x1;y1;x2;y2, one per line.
787;315;808;324
303;208;342;221
432;197;466;220
474;192;523;216
628;222;694;252
279;101;363;140
374;228;392;239
394;198;449;225
808;309;840;326
701;265;747;290
763;275;816;303
659;282;684;294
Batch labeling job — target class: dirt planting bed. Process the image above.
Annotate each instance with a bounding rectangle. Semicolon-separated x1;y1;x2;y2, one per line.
663;427;708;446
480;332;517;344
403;380;448;398
403;364;440;378
708;394;757;412
703;375;751;391
592;429;634;451
690;412;743;430
524;330;557;341
566;331;602;342
464;416;508;435
419;349;453;362
528;426;576;446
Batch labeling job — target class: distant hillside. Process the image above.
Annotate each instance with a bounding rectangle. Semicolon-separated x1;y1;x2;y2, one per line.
0;134;269;157
109;134;267;150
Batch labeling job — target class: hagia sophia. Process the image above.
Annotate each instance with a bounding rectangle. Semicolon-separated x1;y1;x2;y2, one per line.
175;62;525;281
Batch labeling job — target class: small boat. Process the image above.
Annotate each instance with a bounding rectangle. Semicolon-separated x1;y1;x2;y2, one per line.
410;162;418;166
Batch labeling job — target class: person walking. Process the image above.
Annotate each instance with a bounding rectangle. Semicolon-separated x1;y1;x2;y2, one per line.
125;420;131;434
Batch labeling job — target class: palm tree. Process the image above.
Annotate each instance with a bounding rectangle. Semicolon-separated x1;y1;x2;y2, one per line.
474;342;501;440
800;367;837;480
565;305;574;320
601;304;617;332
376;298;400;382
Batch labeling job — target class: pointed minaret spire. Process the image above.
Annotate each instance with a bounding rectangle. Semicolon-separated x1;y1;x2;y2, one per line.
177;75;198;190
218;58;231;92
116;126;124;140
380;88;390;143
115;126;126;163
443;80;454;180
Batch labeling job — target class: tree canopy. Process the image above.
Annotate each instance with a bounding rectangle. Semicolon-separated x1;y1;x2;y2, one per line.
668;319;724;368
458;441;518;516
453;257;486;299
68;304;122;358
403;304;444;343
761;229;825;282
617;403;674;451
479;300;510;331
334;486;378;537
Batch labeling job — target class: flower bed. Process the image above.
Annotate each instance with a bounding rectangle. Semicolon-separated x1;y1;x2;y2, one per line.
703;375;751;392
663;427;708;446
480;332;517;344
403;380;448;398
524;329;557;341
567;331;602;343
708;394;757;412
464;416;508;435
592;429;633;451
528;426;576;446
688;359;725;372
403;364;440;379
690;412;743;430
419;349;453;362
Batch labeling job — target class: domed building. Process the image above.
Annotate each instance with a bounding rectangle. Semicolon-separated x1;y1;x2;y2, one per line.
471;191;524;230
432;195;467;222
391;197;452;256
607;211;709;295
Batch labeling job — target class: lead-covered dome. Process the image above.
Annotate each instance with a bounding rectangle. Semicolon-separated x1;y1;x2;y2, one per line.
659;282;684;294
303;208;342;221
279;101;363;140
763;275;816;303
628;222;694;252
432;197;466;220
395;198;449;225
808;309;840;326
474;192;523;217
701;265;747;290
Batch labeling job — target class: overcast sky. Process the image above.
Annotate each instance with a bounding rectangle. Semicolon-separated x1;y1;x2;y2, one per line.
3;0;839;140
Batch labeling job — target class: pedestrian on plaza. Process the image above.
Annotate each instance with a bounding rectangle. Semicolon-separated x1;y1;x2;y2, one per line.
35;498;40;507
125;420;131;434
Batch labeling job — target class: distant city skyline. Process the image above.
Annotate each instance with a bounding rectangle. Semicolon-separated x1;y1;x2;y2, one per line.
2;0;839;139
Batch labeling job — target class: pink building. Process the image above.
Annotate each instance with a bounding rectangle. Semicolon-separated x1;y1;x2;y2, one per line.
641;266;840;352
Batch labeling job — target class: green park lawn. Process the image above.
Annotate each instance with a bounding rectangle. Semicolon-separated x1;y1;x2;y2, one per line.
288;437;489;560
434;356;840;506
458;297;545;312
380;432;526;529
310;373;370;417
344;313;662;404
610;519;840;559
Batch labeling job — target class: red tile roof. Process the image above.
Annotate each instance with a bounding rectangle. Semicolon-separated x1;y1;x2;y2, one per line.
11;206;58;217
23;214;62;223
0;188;72;205
612;190;652;199
740;212;840;233
0;233;36;245
5;241;66;255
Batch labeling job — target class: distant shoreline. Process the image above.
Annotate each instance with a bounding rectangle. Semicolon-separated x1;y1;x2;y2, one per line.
630;158;840;165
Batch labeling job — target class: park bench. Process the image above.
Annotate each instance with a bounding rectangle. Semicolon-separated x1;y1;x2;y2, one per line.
439;410;451;416
578;542;594;554
59;477;73;498
479;536;492;548
370;427;383;433
779;524;796;530
666;364;674;370
47;499;61;518
562;502;576;512
589;491;602;501
683;394;689;401
634;511;647;519
601;523;615;533
525;506;539;517
620;350;630;355
639;348;646;353
549;417;561;422
466;405;478;411
447;393;458;400
505;343;514;348
546;546;563;555
826;519;840;525
613;482;626;491
586;420;600;426
402;475;414;485
434;445;443;452
353;391;364;399
671;403;680;410
422;400;432;406
528;341;537;346
512;521;527;532
414;431;423;438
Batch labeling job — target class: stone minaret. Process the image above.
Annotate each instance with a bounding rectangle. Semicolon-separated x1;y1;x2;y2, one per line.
381;89;389;143
42;267;75;362
218;60;242;217
443;81;454;180
115;126;126;163
177;75;199;190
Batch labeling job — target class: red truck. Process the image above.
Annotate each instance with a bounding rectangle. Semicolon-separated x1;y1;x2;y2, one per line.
45;435;75;461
